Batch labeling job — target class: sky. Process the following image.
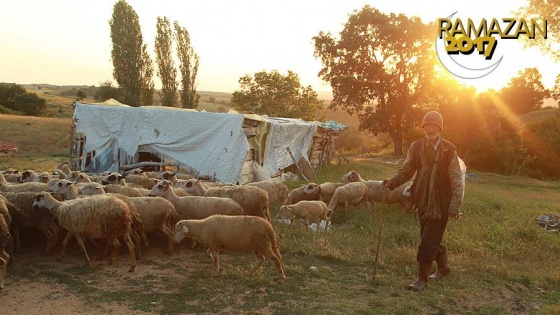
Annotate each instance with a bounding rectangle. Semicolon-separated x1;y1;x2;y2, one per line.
0;0;558;95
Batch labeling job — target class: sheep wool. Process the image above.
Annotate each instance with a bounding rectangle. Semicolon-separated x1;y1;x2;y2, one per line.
174;215;285;283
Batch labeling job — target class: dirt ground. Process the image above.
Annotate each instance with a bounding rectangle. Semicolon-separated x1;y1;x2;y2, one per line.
0;234;208;315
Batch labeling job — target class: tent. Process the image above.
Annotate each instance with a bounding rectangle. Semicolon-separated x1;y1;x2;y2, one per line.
71;102;345;184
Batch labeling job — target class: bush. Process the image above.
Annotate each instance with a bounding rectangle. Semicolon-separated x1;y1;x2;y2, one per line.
14;93;46;116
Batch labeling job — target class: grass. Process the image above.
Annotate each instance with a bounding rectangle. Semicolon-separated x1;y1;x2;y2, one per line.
3;90;560;313
6;158;560;314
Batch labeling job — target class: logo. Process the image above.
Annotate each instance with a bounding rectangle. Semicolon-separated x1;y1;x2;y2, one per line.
435;12;547;79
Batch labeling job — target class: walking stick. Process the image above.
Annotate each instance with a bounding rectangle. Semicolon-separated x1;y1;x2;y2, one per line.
371;186;387;280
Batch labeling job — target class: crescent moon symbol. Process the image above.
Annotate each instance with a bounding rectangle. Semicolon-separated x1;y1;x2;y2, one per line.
435;12;503;79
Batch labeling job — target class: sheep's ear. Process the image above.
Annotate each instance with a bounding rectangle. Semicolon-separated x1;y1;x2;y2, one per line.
118;175;124;181
181;224;189;233
65;182;72;187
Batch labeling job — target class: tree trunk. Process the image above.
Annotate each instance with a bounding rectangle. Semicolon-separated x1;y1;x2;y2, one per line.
392;113;404;156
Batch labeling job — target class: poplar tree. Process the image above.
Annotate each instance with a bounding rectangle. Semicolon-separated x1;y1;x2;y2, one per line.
109;0;143;106
174;21;200;109
155;16;177;107
140;44;155;106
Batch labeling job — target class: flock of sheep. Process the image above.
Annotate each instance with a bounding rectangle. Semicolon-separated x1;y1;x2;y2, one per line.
0;163;412;290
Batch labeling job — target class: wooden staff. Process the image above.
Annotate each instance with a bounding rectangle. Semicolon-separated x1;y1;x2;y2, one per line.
371;185;387;279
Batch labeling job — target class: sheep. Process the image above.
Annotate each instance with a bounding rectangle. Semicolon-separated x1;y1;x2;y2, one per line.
148;181;243;221
302;182;345;205
0;200;10;292
53;161;72;176
98;172;127;186
278;200;330;232
176;179;270;220
1;191;59;255
0;173;50;193
174;215;285;282
341;171;412;209
125;168;144;176
32;192;136;272
157;171;177;183
326;182;371;216
66;171;91;183
51;181;144;257
287;185;320;205
80;185;177;255
247;179;289;207
124;174;157;190
1;170;21;183
104;184;146;197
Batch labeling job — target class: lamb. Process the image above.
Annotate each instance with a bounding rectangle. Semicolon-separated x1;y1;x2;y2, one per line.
0;173;50;193
149;181;243;221
174;215;285;283
0;192;59;255
80;185;177;255
278;200;330;232
247;179;289;207
341;171;412;209
326;182;371;216
177;179;270;220
32;192;136;272
302;182;346;205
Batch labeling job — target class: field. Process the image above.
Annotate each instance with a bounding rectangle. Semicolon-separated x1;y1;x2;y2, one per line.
2;89;560;314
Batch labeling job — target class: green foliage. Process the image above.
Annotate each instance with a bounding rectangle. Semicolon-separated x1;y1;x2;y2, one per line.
140;43;155;106
110;0;144;106
523;110;560;179
14;92;47;116
174;21;200;109
500;68;549;115
0;82;27;108
93;81;121;102
155;16;177;107
517;1;560;61
76;90;87;101
313;5;436;155
230;70;323;120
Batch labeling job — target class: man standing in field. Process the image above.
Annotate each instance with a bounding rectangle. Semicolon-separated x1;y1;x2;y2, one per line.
382;111;464;291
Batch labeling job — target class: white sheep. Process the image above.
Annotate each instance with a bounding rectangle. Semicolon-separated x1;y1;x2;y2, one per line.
278;200;330;232
32;192;136;272
53;161;72;176
80;185;178;255
1;170;21;183
341;171;412;209
176;179;270;220
247;179;289;207
124;174;157;189
327;182;371;216
0;173;50;193
174;215;285;282
148;181;243;221
302;182;345;205
66;171;91;183
287;185;320;205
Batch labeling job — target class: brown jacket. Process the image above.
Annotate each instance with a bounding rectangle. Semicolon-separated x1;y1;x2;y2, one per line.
389;137;463;219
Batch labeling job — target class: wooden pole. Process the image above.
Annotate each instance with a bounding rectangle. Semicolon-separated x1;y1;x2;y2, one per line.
371;186;387;279
287;147;309;183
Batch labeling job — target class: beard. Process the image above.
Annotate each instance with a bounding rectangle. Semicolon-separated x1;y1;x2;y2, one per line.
425;132;440;140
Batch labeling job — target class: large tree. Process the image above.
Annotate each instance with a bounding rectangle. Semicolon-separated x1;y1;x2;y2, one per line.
500;68;549;115
517;0;560;60
174;21;200;109
109;0;144;106
155;16;178;107
313;6;435;155
140;44;155;106
230;70;323;120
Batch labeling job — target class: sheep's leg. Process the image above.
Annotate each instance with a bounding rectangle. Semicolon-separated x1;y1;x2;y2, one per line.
108;237;121;265
12;226;22;253
305;219;310;231
210;249;222;276
250;252;265;275
264;249;286;283
0;255;7;291
59;231;74;261
45;223;60;255
40;225;54;256
123;235;136;272
73;235;91;267
130;230;142;259
162;225;174;255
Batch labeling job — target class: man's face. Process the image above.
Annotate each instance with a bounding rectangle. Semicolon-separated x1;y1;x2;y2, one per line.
423;123;441;140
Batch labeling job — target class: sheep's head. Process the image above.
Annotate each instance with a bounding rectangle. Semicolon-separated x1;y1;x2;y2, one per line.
20;170;36;183
149;180;170;197
80;182;105;195
100;172;124;185
37;172;51;183
173;220;189;243
341;171;359;183
175;179;199;194
125;168;144;176
277;205;294;219
158;171;177;182
303;183;320;195
51;179;73;194
32;192;49;210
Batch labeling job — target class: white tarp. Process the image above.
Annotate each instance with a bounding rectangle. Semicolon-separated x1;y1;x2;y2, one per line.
262;117;317;177
73;103;249;183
